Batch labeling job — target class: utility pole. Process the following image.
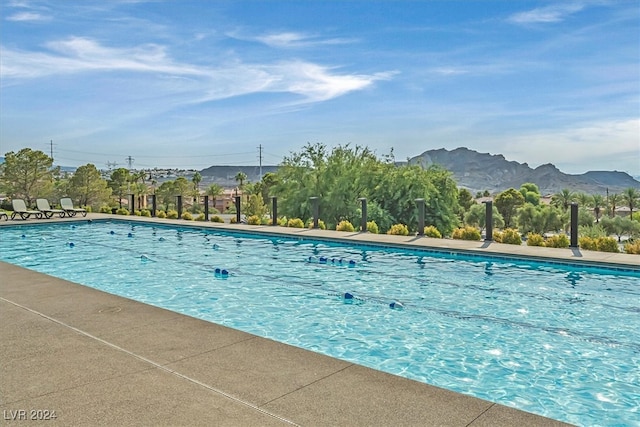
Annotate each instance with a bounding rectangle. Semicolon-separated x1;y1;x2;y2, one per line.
258;144;263;179
126;155;135;170
50;140;54;161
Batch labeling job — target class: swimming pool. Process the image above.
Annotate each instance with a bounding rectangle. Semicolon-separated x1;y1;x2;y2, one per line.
1;220;638;426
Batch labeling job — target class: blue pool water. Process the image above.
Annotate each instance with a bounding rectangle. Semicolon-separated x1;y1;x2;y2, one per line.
1;220;639;426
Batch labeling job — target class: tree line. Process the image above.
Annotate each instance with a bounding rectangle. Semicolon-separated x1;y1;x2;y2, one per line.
1;145;639;242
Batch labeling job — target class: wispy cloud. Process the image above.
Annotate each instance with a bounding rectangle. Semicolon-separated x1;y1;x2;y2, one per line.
6;11;50;21
1;37;392;104
508;3;586;24
230;30;356;48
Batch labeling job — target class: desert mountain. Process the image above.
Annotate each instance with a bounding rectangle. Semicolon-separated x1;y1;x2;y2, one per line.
408;147;639;195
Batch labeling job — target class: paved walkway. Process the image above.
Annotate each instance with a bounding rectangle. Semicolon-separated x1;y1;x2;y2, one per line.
4;213;634;426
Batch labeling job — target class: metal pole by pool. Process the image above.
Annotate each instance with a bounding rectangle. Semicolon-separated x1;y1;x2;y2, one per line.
415;198;425;235
235;196;241;223
271;196;278;226
484;200;493;241
204;195;209;221
570;203;579;248
176;195;182;219
310;197;319;229
151;194;157;217
358;198;367;232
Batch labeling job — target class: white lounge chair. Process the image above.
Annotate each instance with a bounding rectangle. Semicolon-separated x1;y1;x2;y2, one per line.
60;198;87;217
11;199;43;220
36;198;66;218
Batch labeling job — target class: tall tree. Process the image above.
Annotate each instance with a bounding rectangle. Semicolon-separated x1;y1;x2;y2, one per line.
519;183;541;206
234;171;248;189
66;164;112;208
622;187;639;219
206;183;224;212
494;188;525;228
607;193;621;217
591;194;604;223
0;148;56;205
108;168;131;208
552;188;576;211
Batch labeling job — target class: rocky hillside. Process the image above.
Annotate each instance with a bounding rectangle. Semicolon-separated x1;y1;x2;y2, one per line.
407;147;639;195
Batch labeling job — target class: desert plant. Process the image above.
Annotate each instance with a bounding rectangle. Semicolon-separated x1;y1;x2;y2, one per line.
287;218;305;228
623;240;640;254
140;209;151;217
452;226;481;240
116;207;129;215
277;216;287;226
166;209;179;219
545;234;570;248
157;210;167;218
595;237;619;253
387;223;409;236
260;217;270;225
366;220;379;234
336;220;355;232
181;211;193;220
307;219;326;229
247;215;261;225
578;236;598;251
230;216;238;224
423;225;442;238
497;228;522;245
526;233;545;247
99;205;111;214
211;215;224;223
195;213;206;221
134;210;142;216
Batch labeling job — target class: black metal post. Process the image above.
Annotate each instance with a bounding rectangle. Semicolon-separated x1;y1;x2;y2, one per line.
415;198;425;235
358;197;367;232
151;194;157;217
570;202;578;248
204;195;209;221
484;200;493;241
177;195;182;219
235;196;241;223
310;197;319;229
271;196;278;226
129;194;135;215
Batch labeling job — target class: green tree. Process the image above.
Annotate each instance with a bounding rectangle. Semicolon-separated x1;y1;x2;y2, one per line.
575;192;592;208
519;183;541;206
0;148;56;205
591;194;605;223
607;193;621;217
192;171;202;192
622;187;639;219
244;192;267;218
552;188;576;211
206;183;224;212
601;215;640;242
235;171;248;189
464;203;504;231
457;188;475;212
254;172;279;210
494;188;525;228
108;168;131;208
66;164;112;208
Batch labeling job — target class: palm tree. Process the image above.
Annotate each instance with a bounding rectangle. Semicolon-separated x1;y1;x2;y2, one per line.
234;171;248;188
591;194;604;223
575;192;591;207
608;193;621;217
206;183;223;212
192;171;202;192
551;188;575;211
622;187;639;219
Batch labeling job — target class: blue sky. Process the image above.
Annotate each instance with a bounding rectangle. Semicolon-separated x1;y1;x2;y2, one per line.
1;0;638;175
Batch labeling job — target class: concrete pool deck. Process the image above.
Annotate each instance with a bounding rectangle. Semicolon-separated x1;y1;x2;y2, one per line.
3;214;636;426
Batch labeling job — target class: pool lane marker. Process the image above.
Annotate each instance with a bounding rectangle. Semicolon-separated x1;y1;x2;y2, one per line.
1;297;299;426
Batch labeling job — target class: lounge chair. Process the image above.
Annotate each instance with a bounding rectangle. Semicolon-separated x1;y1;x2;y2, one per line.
0;211;7;221
36;198;66;218
60;198;87;217
11;199;43;220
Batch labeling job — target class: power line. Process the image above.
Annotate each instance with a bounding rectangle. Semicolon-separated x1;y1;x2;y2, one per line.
258;144;263;179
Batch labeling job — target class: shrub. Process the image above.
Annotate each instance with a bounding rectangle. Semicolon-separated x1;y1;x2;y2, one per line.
277;216;287;226
596;237;619;253
230;216;238;224
181;212;193;220
99;205;111;214
166;209;179;219
526;233;545;247
307;219;326;229
579;236;598;251
195;213;206;221
157;210;167;218
452;226;481;241
247;215;261;225
387;223;409;236
624;240;640;254
84;205;93;213
134;210;142;216
261;217;271;225
116;207;129;215
546;234;570;248
140;209;151;217
287;218;305;228
211;215;224;223
366;220;379;234
423;225;442;238
336;220;355;232
498;228;522;245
